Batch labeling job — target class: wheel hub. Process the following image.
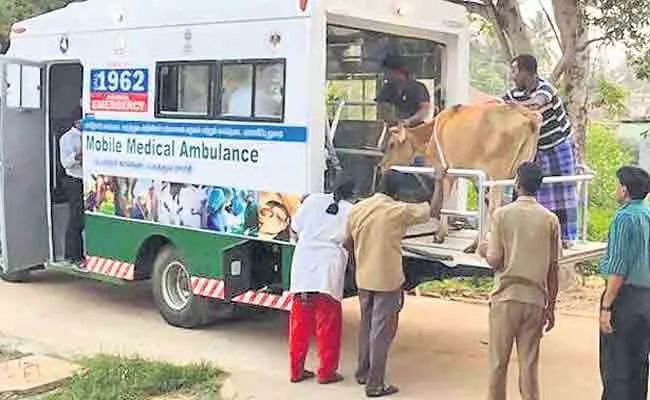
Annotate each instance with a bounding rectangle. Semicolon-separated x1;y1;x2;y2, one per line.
161;261;192;311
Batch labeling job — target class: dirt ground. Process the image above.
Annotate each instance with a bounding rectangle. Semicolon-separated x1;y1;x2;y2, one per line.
0;271;604;399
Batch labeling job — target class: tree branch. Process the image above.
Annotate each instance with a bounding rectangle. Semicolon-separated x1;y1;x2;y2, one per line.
450;0;514;60
447;0;491;21
577;35;612;52
488;0;515;59
551;49;572;83
551;0;578;50
537;0;562;50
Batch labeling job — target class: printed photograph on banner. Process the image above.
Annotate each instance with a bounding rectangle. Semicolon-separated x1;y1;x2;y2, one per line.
85;175;156;220
84;175;302;243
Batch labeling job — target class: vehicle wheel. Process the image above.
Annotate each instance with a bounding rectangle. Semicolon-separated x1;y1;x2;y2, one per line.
152;245;213;329
0;269;31;283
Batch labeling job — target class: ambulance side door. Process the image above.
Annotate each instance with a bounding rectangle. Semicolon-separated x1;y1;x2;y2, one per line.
0;57;49;274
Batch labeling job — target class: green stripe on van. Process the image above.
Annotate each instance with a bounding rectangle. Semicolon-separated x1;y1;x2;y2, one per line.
85;213;245;279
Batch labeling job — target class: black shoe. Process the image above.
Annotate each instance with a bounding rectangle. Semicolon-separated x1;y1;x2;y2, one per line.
366;385;399;398
356;376;367;386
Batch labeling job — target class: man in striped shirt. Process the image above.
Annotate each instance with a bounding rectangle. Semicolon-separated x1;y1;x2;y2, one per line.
504;55;578;248
599;166;650;400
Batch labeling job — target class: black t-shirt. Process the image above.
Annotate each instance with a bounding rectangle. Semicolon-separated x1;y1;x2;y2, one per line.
376;79;431;120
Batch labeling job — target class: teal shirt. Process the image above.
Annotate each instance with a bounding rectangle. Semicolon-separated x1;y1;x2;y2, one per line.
600;200;650;287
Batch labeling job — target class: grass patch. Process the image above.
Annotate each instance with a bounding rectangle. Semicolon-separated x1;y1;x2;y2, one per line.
419;277;494;300
46;355;223;400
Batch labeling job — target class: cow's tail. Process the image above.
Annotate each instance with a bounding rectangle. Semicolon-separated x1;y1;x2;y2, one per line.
431;114;448;170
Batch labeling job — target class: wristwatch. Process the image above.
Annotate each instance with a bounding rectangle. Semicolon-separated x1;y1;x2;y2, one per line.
601;305;613;312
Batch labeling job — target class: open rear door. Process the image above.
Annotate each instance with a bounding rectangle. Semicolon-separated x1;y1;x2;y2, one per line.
0;57;49;274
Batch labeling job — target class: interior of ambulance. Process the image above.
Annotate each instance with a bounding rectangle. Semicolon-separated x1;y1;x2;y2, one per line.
48;62;83;262
325;25;445;200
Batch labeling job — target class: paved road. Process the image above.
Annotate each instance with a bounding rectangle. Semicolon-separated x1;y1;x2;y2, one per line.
0;271;602;399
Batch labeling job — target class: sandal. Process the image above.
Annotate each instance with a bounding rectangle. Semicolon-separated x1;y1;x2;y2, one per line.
291;370;316;383
366;385;400;398
319;373;344;385
290;370;316;383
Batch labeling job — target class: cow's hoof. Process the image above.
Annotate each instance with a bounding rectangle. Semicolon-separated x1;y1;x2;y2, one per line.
433;233;446;244
463;243;478;254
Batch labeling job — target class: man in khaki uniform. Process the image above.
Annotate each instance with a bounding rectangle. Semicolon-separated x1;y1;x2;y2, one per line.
347;169;445;398
479;162;561;400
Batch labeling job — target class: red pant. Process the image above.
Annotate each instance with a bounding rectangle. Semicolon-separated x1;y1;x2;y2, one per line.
289;293;342;381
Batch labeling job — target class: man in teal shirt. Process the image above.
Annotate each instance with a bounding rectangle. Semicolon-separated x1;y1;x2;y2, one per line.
599;166;650;400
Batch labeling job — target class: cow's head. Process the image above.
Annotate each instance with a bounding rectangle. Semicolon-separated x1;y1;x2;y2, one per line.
378;125;418;174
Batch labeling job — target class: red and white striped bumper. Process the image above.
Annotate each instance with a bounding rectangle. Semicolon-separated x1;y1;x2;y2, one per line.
191;277;293;311
85;256;135;280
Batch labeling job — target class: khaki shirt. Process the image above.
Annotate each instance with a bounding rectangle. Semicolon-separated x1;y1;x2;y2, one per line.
348;194;431;292
488;196;561;307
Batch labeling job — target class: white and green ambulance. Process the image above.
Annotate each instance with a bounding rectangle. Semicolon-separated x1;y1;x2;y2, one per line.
0;0;604;328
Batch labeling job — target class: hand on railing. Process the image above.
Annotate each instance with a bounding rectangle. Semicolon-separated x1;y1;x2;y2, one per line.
577;164;596;175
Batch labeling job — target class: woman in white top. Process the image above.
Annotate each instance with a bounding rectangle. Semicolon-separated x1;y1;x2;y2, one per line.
289;175;355;385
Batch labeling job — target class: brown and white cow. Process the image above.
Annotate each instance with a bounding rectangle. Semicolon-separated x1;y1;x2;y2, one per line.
379;102;543;253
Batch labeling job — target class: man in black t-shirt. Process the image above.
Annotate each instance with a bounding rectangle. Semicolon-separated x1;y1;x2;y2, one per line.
376;56;431;128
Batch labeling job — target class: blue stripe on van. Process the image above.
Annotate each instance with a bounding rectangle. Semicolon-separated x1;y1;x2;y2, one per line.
82;118;307;143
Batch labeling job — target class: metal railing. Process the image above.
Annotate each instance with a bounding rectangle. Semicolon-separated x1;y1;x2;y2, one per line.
390;165;596;244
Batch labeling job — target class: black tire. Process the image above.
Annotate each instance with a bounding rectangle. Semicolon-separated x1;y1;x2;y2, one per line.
152;245;214;329
0;269;31;283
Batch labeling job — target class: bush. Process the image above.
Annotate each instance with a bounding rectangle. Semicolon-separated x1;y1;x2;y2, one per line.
587;207;615;242
586;123;633;212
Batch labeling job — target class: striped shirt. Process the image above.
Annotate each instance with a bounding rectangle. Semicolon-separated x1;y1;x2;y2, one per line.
600;200;650;288
504;79;571;150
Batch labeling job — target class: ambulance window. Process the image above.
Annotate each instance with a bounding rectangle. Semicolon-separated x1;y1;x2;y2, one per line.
254;63;285;119
5;64;41;109
221;64;253;117
156;62;212;118
219;59;285;121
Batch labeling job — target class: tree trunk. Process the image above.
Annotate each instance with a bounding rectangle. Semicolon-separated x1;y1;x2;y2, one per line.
494;0;534;55
552;0;589;166
563;50;589;164
564;41;590;166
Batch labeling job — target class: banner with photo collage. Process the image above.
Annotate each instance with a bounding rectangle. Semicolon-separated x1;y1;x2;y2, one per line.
84;175;303;243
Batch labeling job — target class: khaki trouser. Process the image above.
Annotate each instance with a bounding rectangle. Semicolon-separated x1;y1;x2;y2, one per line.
488;301;545;400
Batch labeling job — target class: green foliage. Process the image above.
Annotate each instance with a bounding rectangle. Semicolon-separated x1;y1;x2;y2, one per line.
585;123;633;212
587;207;614;243
466;183;478;211
47;355;222;400
592;76;630;120
470;55;508;96
419;277;494;299
469;16;509;96
0;0;74;53
584;123;633;244
589;0;650;81
629;51;650;81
